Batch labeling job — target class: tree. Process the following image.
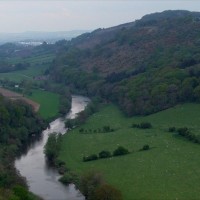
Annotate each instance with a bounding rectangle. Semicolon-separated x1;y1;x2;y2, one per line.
142;144;150;151
44;133;62;164
113;146;129;156
99;150;111;159
79;171;104;200
94;184;123;200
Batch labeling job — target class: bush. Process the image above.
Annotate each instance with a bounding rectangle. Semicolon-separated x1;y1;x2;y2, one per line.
113;146;129;156
94;184;123;200
132;123;140;128
132;122;152;129
99;150;111;159
59;172;78;185
169;127;176;132
13;186;29;200
140;122;152;129
83;154;98;162
177;127;190;136
142;144;150;151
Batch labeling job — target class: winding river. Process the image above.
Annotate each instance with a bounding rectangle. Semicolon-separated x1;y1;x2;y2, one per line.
15;95;89;200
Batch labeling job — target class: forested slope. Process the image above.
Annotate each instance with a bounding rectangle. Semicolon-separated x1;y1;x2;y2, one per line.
49;10;200;115
0;96;46;199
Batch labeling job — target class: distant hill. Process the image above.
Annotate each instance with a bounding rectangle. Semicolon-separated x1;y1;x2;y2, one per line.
43;10;200;115
0;30;90;45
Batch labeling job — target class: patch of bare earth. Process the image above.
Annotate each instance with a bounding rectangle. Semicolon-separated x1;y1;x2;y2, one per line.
0;88;40;112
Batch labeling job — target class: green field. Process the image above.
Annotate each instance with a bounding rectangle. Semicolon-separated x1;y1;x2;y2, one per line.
28;90;59;119
0;64;50;82
0;53;54;82
59;103;200;200
6;53;55;65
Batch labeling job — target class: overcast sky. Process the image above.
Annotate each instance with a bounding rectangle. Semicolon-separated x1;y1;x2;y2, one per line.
0;0;200;33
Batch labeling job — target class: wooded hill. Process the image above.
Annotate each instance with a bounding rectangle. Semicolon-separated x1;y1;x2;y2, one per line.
48;10;200;116
0;95;46;199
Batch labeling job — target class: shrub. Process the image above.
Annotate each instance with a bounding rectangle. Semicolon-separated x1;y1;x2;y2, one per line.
94;184;123;200
103;125;113;133
169;127;176;132
142;144;150;151
99;150;111;159
83;154;98;162
113;146;129;156
59;172;78;185
132;123;140;128
177;127;190;136
79;128;84;133
132;122;152;129
13;185;29;200
140;122;152;129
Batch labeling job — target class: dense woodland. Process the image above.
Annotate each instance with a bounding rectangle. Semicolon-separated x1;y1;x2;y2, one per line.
0;95;46;199
47;10;200;116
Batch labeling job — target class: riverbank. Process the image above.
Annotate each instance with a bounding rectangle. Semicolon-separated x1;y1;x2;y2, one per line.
0;95;46;200
15;95;89;200
58;103;200;200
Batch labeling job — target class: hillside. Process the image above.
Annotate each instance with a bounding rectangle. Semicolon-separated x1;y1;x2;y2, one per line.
49;10;200;116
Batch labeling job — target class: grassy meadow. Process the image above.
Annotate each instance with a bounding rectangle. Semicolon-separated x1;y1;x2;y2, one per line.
0;64;49;82
27;89;59;119
0;53;54;82
59;103;200;200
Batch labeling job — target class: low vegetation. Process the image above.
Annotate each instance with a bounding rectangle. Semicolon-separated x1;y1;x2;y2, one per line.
59;103;200;200
132;122;152;129
44;133;62;165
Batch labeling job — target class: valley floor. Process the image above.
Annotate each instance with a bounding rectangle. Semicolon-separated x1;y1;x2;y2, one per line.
59;103;200;200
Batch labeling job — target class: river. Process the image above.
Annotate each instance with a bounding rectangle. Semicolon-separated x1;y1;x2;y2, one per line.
15;95;90;200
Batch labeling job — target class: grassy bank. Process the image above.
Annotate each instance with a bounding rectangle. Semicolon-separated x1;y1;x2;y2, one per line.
28;89;60;119
59;103;200;200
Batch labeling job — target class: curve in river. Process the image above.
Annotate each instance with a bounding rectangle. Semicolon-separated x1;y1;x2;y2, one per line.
15;95;90;200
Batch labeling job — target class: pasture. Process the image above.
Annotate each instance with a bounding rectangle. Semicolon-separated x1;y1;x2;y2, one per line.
0;53;54;82
59;104;200;200
27;89;59;119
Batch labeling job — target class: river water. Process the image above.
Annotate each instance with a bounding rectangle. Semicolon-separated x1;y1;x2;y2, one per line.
15;95;90;200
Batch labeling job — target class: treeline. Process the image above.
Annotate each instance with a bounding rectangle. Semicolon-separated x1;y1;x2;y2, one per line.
0;95;46;199
169;126;200;144
0;61;29;73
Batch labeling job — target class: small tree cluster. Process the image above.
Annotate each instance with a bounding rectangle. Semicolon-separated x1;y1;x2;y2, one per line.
132;122;152;129
113;146;129;156
44;133;62;165
99;150;112;158
169;126;200;144
140;144;150;151
65;119;76;129
59;171;79;185
78;171;122;200
79;125;115;134
168;127;176;132
83;146;129;162
83;154;98;162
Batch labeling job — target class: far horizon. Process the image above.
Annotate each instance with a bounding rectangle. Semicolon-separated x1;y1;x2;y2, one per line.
0;1;200;33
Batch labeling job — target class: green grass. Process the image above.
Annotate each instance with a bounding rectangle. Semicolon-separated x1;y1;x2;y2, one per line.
0;53;54;82
0;64;50;82
59;103;200;200
28;90;59;119
6;53;55;65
